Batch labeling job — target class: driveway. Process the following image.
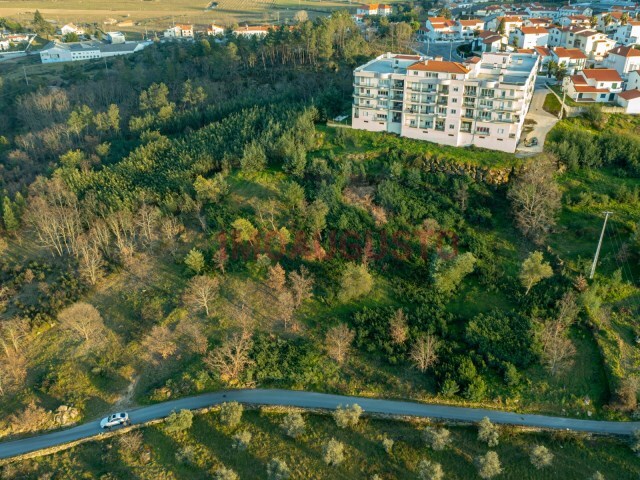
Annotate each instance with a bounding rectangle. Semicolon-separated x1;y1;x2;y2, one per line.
1;389;639;461
519;82;559;154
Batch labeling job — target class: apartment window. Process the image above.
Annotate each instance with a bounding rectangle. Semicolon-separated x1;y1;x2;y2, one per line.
497;128;505;134
438;107;447;115
413;71;419;75
452;98;458;103
451;109;456;114
465;108;474;118
477;126;490;134
612;83;618;88
435;120;445;131
453;87;459;92
449;124;455;129
600;94;606;98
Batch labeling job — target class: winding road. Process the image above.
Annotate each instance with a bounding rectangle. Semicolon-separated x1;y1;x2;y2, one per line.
1;389;638;460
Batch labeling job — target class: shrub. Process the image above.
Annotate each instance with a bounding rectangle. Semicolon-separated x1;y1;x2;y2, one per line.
219;401;243;428
232;430;252;450
212;466;238;480
475;451;502;479
333;404;363;429
417;459;444;480
164;409;193;434
530;445;554;469
422;427;451;451
267;458;291;480
281;412;306;438
323;438;345;465
477;417;499;447
382;436;394;455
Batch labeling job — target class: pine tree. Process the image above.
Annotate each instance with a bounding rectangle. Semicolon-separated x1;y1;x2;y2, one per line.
2;197;19;232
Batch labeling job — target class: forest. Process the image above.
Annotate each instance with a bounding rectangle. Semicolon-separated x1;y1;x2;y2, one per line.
0;9;639;479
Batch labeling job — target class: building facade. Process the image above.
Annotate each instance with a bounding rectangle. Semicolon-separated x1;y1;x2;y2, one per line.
351;52;538;153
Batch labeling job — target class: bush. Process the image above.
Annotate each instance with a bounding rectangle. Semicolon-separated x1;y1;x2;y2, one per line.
212;466;238;480
333;404;363;429
267;458;291;480
530;445;554;469
232;430;252;450
219;401;243;428
281;412;306;438
338;263;373;302
382;436;394;455
323;438;345;465
417;459;444;480
164;409;193;434
477;417;499;447
475;451;502;479
422;427;451;451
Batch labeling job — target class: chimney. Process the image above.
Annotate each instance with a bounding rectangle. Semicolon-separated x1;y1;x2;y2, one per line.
435;55;444;61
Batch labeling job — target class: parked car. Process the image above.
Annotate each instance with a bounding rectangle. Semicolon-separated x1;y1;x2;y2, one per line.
526;137;538;147
100;412;130;429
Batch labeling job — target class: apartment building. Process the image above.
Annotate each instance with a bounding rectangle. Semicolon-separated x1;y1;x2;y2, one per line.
351;52;538;153
613;21;640;46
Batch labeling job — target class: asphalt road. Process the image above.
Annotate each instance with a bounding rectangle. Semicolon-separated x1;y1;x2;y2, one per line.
1;389;639;460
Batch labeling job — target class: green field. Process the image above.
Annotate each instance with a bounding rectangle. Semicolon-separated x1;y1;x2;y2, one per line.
3;408;639;479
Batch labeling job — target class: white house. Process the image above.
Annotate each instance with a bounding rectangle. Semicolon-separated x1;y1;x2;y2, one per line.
454;19;484;40
424;17;457;41
510;26;549;49
627;69;640;90
487;16;523;36
565;68;623;102
233;25;270;37
573;30;616;61
603;45;640;78
207;24;225;36
473;31;505;52
60;23;85;36
558;5;592;17
164;24;193;39
533;45;552;72
106;32;125;44
0;40;9;51
596;11;626;33
525;6;561;19
524;17;553;28
551;47;587;74
558;15;592;28
616;88;640;113
356;4;392;16
351;51;539;153
613;21;640;46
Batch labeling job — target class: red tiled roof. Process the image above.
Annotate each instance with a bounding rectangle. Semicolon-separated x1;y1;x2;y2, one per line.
408;60;470;74
618;89;640;100
582;68;623;82
534;46;551;56
393;54;422;60
608;45;640;58
570;74;587;85
553;47;587;59
519;26;549;34
482;34;504;44
499;16;522;22
458;19;483;26
517;48;535;53
573;85;610;93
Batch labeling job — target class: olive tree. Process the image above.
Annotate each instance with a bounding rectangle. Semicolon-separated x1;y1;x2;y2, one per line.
323;438;345;466
333;404;363;429
422;427;451;451
417;459;444;480
477;417;500;447
475;451;502;479
281;411;306;438
530;445;554;469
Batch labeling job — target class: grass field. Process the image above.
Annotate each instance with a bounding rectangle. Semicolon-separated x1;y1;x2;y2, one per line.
0;0;405;32
3;408;639;479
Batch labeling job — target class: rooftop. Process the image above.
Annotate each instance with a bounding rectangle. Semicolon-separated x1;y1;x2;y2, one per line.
608;45;640;57
618;89;640;100
553;47;587;59
356;53;424;74
582;68;623;82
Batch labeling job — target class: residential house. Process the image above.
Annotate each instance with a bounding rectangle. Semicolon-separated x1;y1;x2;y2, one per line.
558;15;592;28
0;40;9;51
473;31;505;52
603;45;640;78
565;68;623;102
424;17;457;41
60;23;85;36
454;19;484;40
596;11;625;33
510;26;549;48
351;51;539;153
356;4;392;16
233;25;270;37
574;30;616;60
551;47;587;74
524;6;561;19
547;26;589;48
558;5;592;17
613;21;640;46
524;17;553;28
40;40;151;63
616;88;640;112
627;69;640;90
486;16;523;36
164;24;194;39
207;24;225;36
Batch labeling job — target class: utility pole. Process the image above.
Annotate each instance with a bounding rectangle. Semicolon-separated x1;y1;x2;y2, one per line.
23;66;29;85
589;211;613;279
558;80;566;120
449;39;453;61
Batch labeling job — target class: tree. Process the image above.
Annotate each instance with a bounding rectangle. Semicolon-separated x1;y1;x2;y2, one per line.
293;10;309;23
590;472;605;480
185;248;206;274
183;275;219;316
276;289;295;330
58;302;105;348
338;263;373;302
140;83;170;112
213;246;229;275
267;458;291;480
181;80;207;109
326;324;355;364
417;459;444;480
540;320;576;375
194;174;228;204
433;252;476;295
77;232;105;285
32;10;53;36
410;334;440;372
389;309;408;345
281;411;306;438
267;263;287;293
507;155;561;243
2;197;19;232
212;467;238;480
232;218;258;245
632;429;640;454
204;332;254;385
478;417;500;447
143;325;177;361
164;409;193;434
497;18;506;35
241;141;267;173
232;430;252;450
382;436;394;454
288;266;314;308
530;445;554;469
306;199;328;238
475;451;502;479
438;7;452;19
519;251;553;295
422;427;451;451
333;404;363;428
323;438;345;465
218;401;243;428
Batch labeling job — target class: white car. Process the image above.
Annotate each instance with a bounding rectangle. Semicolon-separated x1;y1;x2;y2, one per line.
100;412;130;429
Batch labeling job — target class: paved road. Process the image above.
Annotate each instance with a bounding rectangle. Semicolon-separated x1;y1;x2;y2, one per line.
1;389;639;460
518;79;560;154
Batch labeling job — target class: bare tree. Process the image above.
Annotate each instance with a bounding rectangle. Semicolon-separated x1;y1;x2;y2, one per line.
135;203;161;246
267;263;287;294
204;331;254;385
104;209;136;261
389;309;408;345
77;232;105;285
540;320;576;376
410;335;440;372
325;324;355;364
213;246;229;275
277;289;295;330
507;155;561;244
288;266;314;308
176;318;209;355
58;302;106;347
183;275;219;316
142;325;177;361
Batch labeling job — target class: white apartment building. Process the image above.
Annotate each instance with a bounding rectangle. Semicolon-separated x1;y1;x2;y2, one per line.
39;40;151;63
603;45;640;78
351;52;538;153
613;21;640;46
